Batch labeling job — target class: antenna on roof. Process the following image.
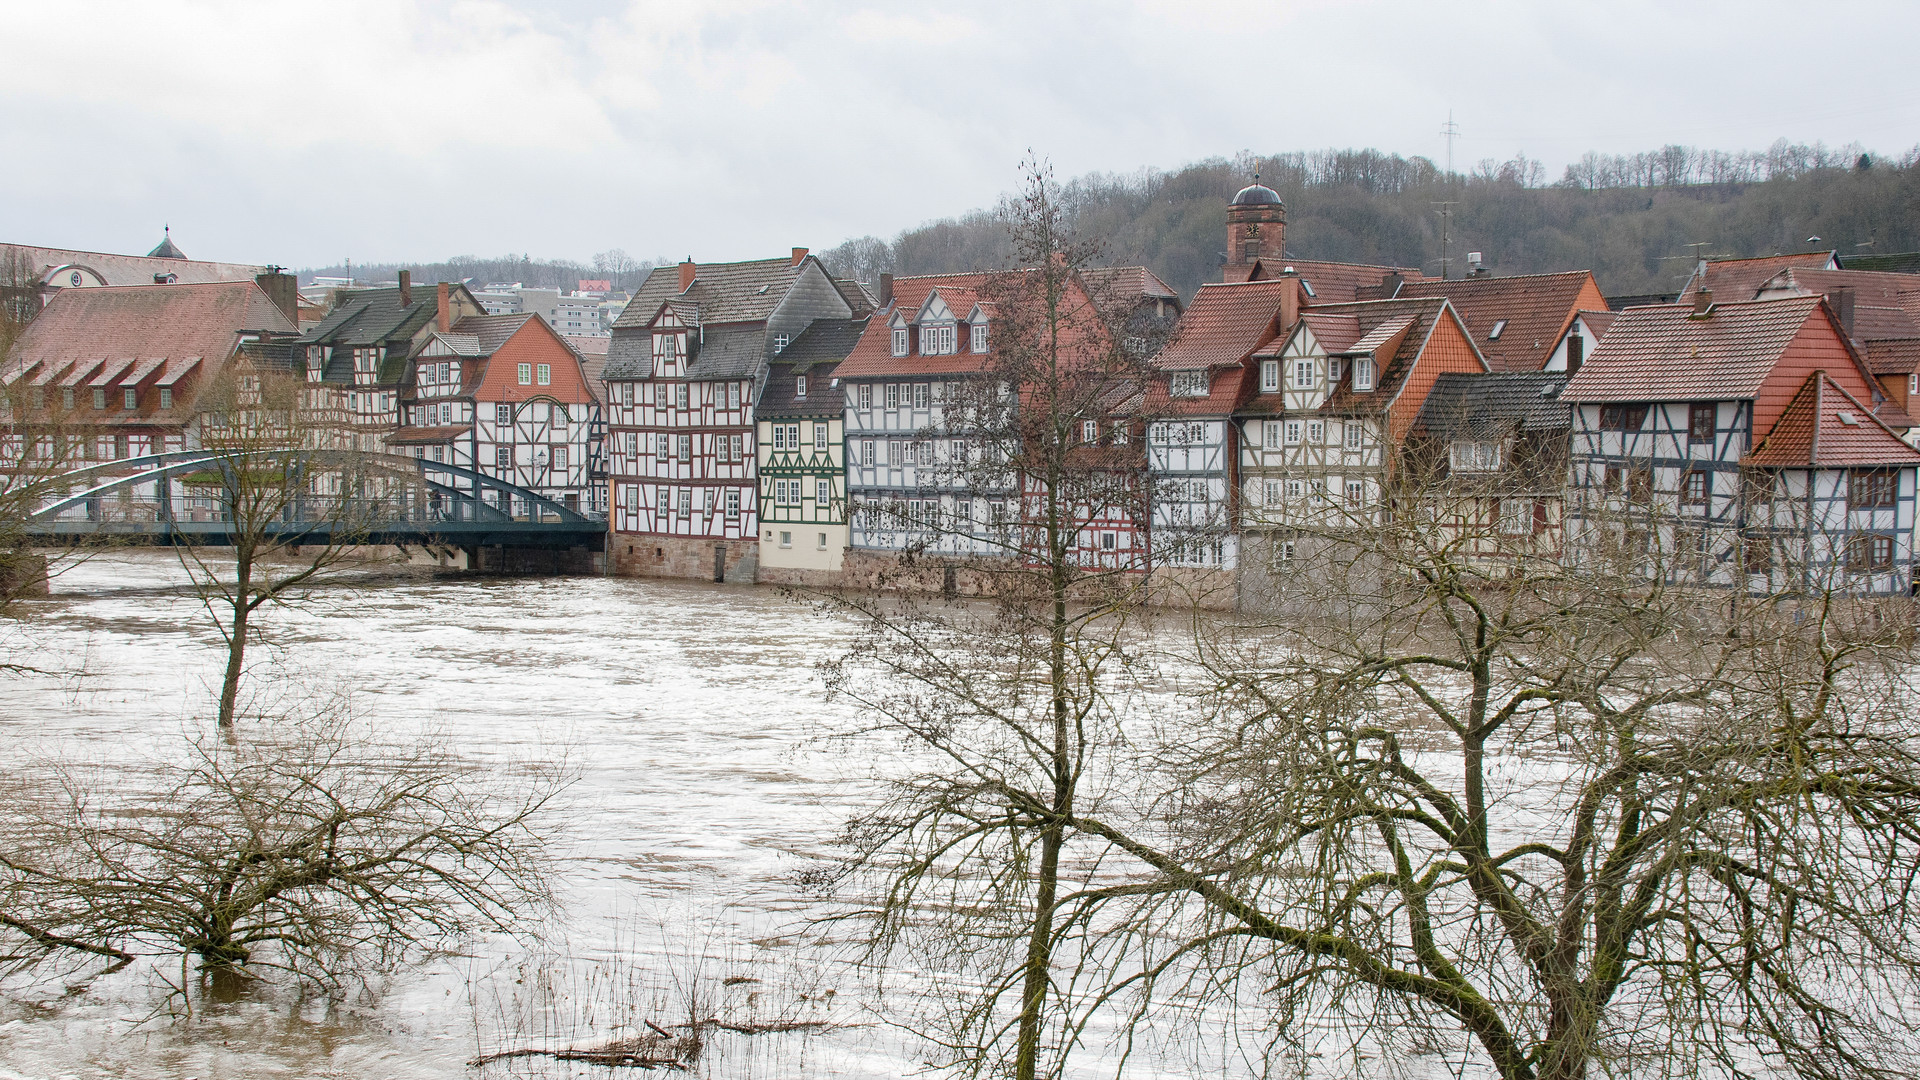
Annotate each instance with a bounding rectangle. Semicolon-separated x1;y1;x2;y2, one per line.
1432;201;1457;280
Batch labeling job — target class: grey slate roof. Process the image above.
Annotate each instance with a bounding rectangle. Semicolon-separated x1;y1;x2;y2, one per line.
1414;372;1571;442
298;287;439;382
613;257;806;329
602;333;651;380
759;318;867;417
690;325;770;379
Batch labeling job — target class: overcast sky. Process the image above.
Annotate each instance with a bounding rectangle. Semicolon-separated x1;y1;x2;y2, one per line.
4;0;1915;271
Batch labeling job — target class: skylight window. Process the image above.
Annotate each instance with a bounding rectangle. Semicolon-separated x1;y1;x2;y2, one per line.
1489;319;1508;340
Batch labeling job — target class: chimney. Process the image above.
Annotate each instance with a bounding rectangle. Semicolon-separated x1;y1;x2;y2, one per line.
678;258;697;292
1831;286;1856;337
879;273;894;308
1381;271;1404;297
398;269;412;307
254;268;298;326
791;247;809;267
1691;288;1713;317
436;282;450;332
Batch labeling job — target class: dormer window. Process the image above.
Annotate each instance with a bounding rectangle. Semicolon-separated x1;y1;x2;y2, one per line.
1260;360;1279;392
892;328;908;356
774;333;789;354
920;323;956;356
1291;359;1314;389
795;374;807;399
971;322;989;353
1352;356;1375;392
1171;370;1209;397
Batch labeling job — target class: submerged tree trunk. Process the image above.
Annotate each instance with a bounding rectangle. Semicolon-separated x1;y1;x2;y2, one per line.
217;543;254;728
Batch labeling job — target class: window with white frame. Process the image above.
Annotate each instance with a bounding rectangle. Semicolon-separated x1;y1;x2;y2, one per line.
495;447;512;471
1264;421;1282;449
1345;479;1365;505
1171;370;1209;397
731;434;744;461
658;487;670;516
518;363;532;385
862;439;874;465
1260;360;1280;392
1292;359;1314;389
885;383;899;409
1082;419;1100;443
1112;421;1129;444
1450;440;1501;472
1352;356;1375;392
676;434;691;462
1264;479;1283;506
675;383;689;409
624;432;638;457
621;382;633;406
970;322;989;353
1500;498;1530;535
919;323;956;355
1345;422;1364;450
1307;420;1324;444
1328;358;1343;384
817;478;830;504
795;374;807;398
676;489;691;517
728;383;740;409
704;489;714;515
496;403;511;424
536;364;551;385
1284;420;1303;445
814;423;826;449
892;328;908;356
1287;478;1304;499
726;489;740;517
913;383;928;409
773;333;789;353
858;383;872;409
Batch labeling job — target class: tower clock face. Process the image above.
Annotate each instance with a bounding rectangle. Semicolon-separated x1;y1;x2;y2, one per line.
1246;224;1260;237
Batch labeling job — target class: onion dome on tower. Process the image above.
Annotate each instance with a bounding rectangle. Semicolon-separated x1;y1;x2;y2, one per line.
1223;174;1285;283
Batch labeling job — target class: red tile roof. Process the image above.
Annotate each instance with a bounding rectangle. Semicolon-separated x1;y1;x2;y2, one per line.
1678;251;1837;303
1314;297;1470;413
1295;311;1363;353
1151;279;1292;371
1253;259;1425;303
1561;296;1828;403
1393;270;1605;372
1745;371;1920;468
9;281;294;374
834;270;1102;380
1865;338;1920;375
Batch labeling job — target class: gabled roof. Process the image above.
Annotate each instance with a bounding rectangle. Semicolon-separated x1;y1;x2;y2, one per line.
1151;279;1293;371
833;278;878;318
1295;311;1363;353
760;318;867;417
8;281;295;375
613;256;810;329
1754;267;1920;342
1313;297;1479;413
300;285;450;348
1393;270;1604;372
1080;265;1182;323
1414;372;1571;442
1561;296;1830;404
453;312;537;354
1745;370;1920;468
1577;308;1618;339
1678;251;1837;303
837;273;999;379
1251;259;1425;303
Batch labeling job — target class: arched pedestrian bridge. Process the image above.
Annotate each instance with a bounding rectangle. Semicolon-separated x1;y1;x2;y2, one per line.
26;450;605;570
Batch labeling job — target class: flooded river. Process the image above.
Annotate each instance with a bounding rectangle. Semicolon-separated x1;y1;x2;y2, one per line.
0;551;940;1079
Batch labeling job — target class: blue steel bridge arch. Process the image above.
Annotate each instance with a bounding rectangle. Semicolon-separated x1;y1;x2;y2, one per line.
26;450;603;550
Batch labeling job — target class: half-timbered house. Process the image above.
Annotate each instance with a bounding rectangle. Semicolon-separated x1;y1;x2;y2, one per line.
601;250;854;581
1;280;299;521
295;276;486;451
389;311;603;516
1234;296;1488;592
755;317;865;583
1560;294;1920;593
1407;372;1571;561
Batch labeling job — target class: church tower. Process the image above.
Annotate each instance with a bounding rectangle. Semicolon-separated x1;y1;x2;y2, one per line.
1223;176;1284;283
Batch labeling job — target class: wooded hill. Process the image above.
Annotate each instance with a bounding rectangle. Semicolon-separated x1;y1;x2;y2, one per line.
299;142;1920;304
825;141;1920;300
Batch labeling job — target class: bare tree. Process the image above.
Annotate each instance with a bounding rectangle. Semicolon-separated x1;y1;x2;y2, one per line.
0;704;564;993
176;364;392;727
819;158;1163;1080
989;474;1920;1080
